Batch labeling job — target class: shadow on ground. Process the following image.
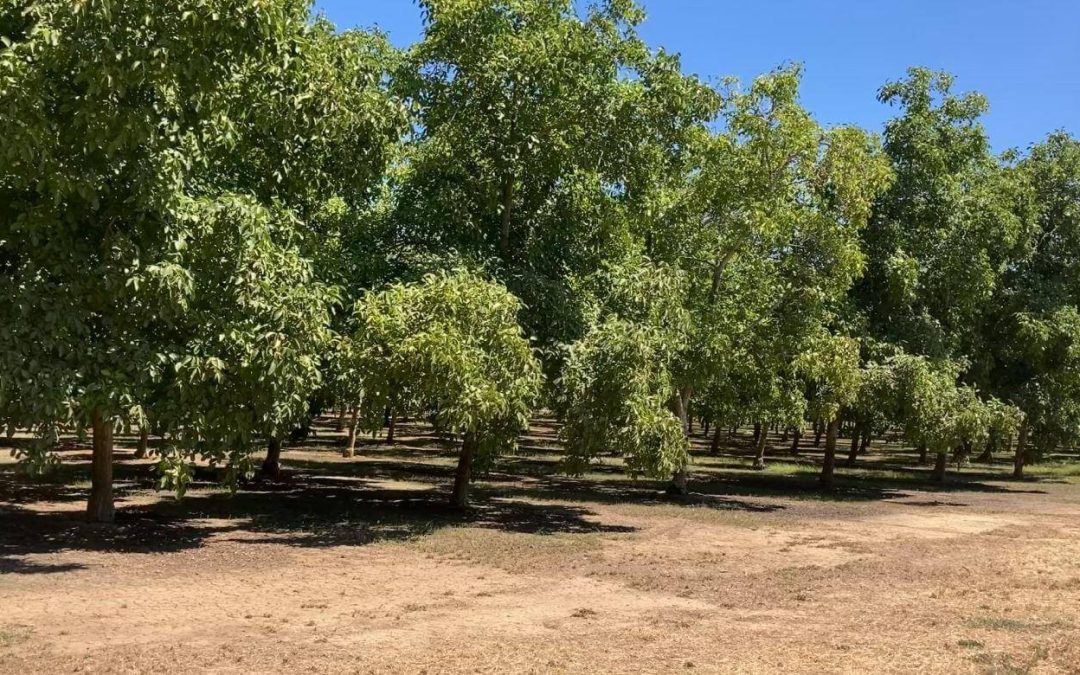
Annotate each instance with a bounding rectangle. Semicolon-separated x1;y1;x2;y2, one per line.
0;417;1066;576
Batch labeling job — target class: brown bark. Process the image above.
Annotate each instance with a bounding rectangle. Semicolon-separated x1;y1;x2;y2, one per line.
710;425;722;456
813;421;824;447
261;436;282;478
386;409;397;446
932;451;948;483
846;422;862;467
752;421;768;470
133;426;149;460
918;443;929;465
820;417;840;489
790;427;801;455
752;422;762;444
86;409;115;523
1013;424;1029;479
343;409;359;458
335;407;346;432
451;434;476;508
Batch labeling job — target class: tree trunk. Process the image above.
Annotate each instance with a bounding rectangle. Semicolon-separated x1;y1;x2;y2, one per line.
710;425;722;456
499;174;514;258
667;388;692;496
814;421;824;447
86;409;115;523
752;421;768;469
791;427;801;456
335;406;346;432
261;436;282;478
820;417;840;489
703;420;710;438
918;443;929;465
846;422;862;467
386;409;397;446
1013;424;1029;479
451;434;476;508
752;422;762;444
133;426;149;460
780;427;789;443
932;451;948;483
343;409;359;458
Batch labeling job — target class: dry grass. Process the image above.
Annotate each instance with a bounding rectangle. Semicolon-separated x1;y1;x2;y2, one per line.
2;419;1080;673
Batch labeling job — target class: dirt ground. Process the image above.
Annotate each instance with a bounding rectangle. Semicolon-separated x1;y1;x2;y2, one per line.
2;421;1080;674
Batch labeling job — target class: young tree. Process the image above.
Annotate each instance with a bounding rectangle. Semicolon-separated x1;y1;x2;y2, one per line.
348;271;542;507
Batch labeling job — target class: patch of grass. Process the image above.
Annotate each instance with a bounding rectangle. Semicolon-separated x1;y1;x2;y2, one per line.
0;625;32;648
966;616;1071;632
404;527;605;574
1026;462;1080;481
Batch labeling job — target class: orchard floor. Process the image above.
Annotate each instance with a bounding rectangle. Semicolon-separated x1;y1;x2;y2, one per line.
3;421;1080;674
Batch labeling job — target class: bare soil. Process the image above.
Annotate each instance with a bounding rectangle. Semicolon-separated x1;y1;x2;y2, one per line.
2;421;1079;674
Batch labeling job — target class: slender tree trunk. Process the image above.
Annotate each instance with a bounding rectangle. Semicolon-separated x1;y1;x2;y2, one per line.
133;426;149;460
752;422;762;444
451;433;476;508
780;427;789;443
5;424;14;440
918;443;929;465
1013;424;1029;479
335;406;346;432
791;427;801;456
820;417;840;489
703;420;710;438
814;421;824;447
86;409;115;523
499;174;514;258
261;436;282;478
668;388;692;495
752;421;768;469
343;409;359;458
846;422;862;467
710;425;722;456
932;451;948;483
386;409;397;446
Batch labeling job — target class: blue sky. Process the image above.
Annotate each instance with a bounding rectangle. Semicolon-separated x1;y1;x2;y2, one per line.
314;1;1079;152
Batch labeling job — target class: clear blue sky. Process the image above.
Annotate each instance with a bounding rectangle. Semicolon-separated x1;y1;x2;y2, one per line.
314;1;1079;152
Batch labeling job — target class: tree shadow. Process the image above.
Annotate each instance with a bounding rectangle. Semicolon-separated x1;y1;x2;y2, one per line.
0;469;635;575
